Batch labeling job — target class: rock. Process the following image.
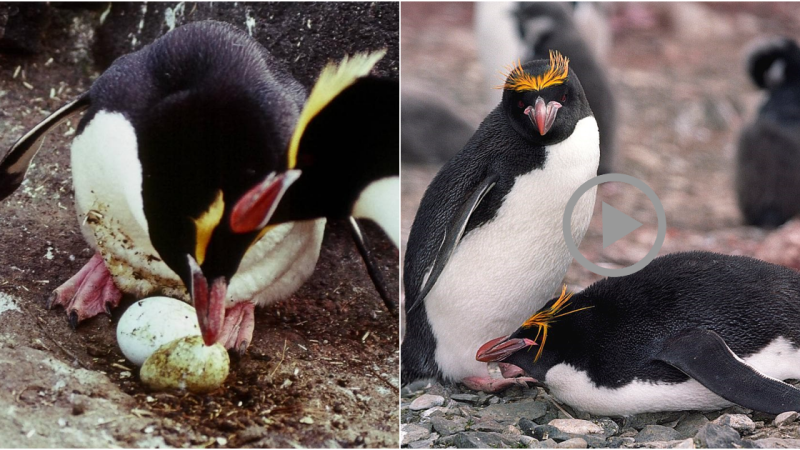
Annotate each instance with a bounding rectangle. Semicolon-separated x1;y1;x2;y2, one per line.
400;423;431;446
549;419;604;435
594;418;621;437
409;394;445;411
557;438;588;448
519;435;540;448
607;437;636;447
713;414;755;435
504;425;522;436
672;438;695;448
474;417;507;433
751;438;800;448
774;411;800;426
430;416;467;436
451;393;480;403
407;437;436;449
635;425;683;443
540;438;559;448
695;423;746;449
530;425;572;442
477;400;548;424
675;413;709;439
454;432;518;448
625;412;684;431
420;406;448;418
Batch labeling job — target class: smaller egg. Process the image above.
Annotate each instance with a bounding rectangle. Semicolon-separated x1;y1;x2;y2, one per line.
140;335;230;393
116;296;200;366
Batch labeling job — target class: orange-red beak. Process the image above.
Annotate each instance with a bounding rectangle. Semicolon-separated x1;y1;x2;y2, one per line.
476;336;537;362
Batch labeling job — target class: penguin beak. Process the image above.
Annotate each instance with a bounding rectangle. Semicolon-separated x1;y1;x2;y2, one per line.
476;336;537;362
230;169;302;233
525;96;562;136
187;255;226;346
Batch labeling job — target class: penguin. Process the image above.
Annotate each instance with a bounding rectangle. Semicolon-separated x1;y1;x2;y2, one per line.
477;251;800;416
0;21;398;352
514;2;618;175
402;51;599;391
736;37;800;228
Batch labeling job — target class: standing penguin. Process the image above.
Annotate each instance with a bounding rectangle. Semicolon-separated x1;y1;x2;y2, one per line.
0;21;398;351
402;51;599;390
478;251;800;416
736;37;800;228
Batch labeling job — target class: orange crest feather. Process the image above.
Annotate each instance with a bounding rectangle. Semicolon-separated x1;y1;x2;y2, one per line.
497;50;570;92
521;285;591;362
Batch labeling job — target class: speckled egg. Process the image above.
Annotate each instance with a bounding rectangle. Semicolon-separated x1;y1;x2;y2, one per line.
116;296;201;366
140;335;230;393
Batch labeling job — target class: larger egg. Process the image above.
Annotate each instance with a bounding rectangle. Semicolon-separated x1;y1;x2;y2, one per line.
116;296;201;366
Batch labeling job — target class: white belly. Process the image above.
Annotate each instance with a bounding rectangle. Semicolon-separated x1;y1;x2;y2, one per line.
71;111;323;305
544;336;800;416
426;117;600;381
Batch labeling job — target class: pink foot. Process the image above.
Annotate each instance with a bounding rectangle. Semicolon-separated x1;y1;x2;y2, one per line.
46;253;122;328
461;375;537;393
218;301;255;354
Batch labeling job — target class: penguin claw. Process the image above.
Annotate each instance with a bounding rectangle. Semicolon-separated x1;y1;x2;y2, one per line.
236;340;249;356
45;292;58;310
68;310;80;330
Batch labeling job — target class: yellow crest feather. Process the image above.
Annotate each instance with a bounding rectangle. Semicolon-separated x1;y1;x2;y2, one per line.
521;285;591;362
287;49;386;169
192;190;225;266
496;50;569;92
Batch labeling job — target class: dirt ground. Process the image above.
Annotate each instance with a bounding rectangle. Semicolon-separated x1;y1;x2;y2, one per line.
0;5;398;449
401;1;800;291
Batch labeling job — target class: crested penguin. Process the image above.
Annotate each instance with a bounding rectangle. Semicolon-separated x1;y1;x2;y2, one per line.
736;37;800;228
0;21;398;351
478;251;800;416
402;51;599;390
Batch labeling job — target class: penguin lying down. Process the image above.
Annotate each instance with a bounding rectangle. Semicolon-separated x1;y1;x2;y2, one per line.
477;251;800;416
0;21;399;352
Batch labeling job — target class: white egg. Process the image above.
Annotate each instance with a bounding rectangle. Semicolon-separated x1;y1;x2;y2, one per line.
116;296;201;366
140;335;230;393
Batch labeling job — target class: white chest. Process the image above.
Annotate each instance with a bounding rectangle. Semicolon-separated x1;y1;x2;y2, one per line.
544;336;800;416
426;117;600;380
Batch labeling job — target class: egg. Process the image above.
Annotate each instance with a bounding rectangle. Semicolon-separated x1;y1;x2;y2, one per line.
140;335;230;393
116;296;201;366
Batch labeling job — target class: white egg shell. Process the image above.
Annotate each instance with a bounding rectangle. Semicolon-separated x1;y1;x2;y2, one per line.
116;296;200;366
140;335;230;393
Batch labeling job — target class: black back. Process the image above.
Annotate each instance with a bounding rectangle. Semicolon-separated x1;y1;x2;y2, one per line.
737;37;800;228
504;251;800;387
402;58;594;383
79;21;305;286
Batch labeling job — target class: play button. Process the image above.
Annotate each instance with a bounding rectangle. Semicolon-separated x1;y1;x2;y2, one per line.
563;173;667;277
602;202;642;249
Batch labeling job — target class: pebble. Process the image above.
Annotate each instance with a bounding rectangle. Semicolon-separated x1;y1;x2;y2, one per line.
774;411;800;426
430;416;467;436
473;417;506;433
401;423;431;446
675;413;709;439
695;423;744;448
713;413;755;435
420;406;448;419
549;419;604;435
557;437;588;448
477;400;547;423
409;394;445;411
635;424;682;443
752;438;800;448
455;431;516;448
451;393;479;403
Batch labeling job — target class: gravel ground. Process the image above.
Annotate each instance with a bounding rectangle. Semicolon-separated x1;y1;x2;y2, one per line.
401;2;800;448
0;4;398;448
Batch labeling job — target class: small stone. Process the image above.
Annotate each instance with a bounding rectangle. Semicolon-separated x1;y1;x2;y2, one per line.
401;423;431;446
672;438;695;448
675;413;709;439
774;411;800;426
607;436;636;447
409;394;445;411
474;417;507;433
420;406;448;419
407;438;436;449
299;416;313;424
548;419;604;435
478;400;548;424
519;435;540;448
695;423;744;448
635;425;682;443
455;431;516;448
504;425;522;436
530;425;571;442
430;416;467;436
236;426;267;444
594;417;620;437
713;414;755;435
752;438;800;448
557;437;587;448
540;438;559;448
625;412;683;431
519;418;537;436
451;393;480;403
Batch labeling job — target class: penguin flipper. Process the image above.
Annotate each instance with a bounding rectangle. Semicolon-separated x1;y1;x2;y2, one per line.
656;328;800;414
0;93;90;201
408;174;498;312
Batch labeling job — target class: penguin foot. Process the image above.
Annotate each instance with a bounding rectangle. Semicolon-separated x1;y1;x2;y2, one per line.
461;375;537;393
46;253;122;326
218;301;255;354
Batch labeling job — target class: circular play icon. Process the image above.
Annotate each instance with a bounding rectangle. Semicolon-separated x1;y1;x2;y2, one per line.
563;174;667;277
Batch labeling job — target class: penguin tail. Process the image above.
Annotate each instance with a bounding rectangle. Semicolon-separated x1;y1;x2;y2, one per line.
746;37;800;89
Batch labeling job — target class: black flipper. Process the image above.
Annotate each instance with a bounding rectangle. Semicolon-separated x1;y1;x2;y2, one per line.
656;328;800;414
0;93;90;201
407;174;498;313
348;216;397;314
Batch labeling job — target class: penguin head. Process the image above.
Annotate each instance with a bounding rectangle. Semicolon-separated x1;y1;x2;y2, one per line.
499;50;592;145
746;37;800;90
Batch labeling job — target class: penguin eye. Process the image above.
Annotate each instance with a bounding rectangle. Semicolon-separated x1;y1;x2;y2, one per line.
517;100;524;108
561;94;567;102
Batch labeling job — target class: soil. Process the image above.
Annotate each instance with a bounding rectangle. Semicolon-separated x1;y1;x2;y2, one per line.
0;4;398;448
